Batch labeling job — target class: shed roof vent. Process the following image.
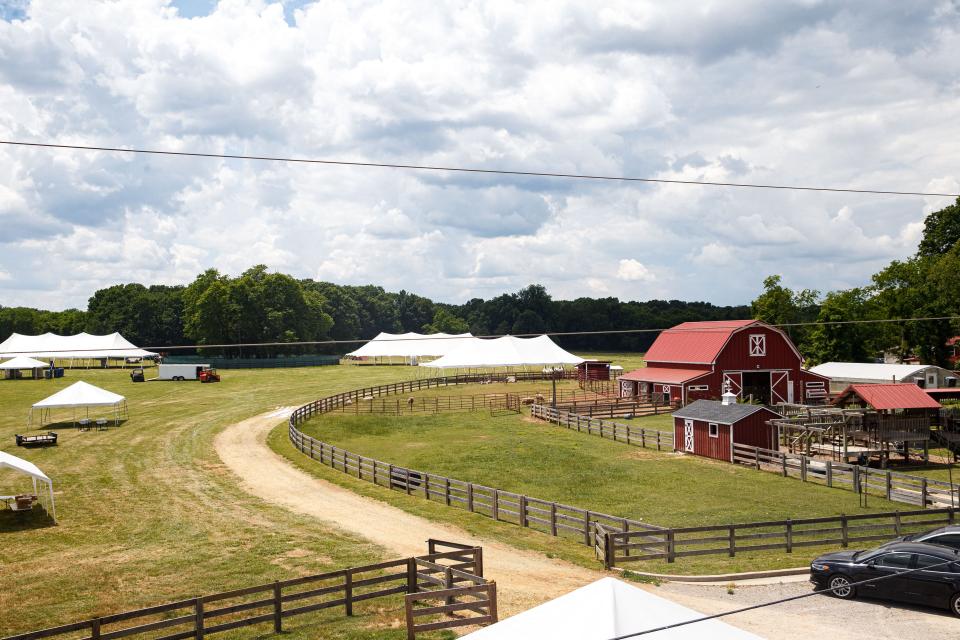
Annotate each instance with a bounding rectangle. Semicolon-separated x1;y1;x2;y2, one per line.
721;390;737;406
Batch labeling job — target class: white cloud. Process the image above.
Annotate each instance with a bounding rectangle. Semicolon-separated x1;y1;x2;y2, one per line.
0;0;958;309
616;259;655;282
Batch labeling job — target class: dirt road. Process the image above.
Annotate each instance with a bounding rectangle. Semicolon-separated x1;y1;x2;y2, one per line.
215;410;960;637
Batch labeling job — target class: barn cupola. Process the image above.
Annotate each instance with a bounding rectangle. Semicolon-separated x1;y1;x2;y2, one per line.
722;390;737;405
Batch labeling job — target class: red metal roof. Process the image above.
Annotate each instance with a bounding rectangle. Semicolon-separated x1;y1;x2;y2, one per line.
835;384;943;410
644;320;758;364
620;367;711;384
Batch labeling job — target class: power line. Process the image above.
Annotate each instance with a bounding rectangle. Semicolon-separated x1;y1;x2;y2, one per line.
609;553;960;639
2;140;958;197
1;315;958;355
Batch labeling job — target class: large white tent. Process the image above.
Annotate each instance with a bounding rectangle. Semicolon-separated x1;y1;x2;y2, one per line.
345;332;475;363
30;381;128;426
463;577;763;639
0;332;156;365
809;362;958;392
0;356;50;379
420;335;584;371
0;450;56;521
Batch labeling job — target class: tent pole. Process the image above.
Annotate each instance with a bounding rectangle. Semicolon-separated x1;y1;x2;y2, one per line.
49;481;56;522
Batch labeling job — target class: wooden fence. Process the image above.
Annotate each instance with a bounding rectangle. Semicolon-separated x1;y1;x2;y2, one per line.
596;507;958;568
328;389;601;416
287;378;665;549
530;404;675;451
731;442;959;508
3;541;495;640
552;395;673;419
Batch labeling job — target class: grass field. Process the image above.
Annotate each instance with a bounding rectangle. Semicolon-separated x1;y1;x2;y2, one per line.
0;365;456;639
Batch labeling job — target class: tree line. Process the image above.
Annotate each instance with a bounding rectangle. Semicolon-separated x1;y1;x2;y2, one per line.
2;197;956;364
751;197;960;368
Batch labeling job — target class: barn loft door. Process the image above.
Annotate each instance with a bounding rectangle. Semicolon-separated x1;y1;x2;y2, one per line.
683;419;695;452
620;380;634;398
722;372;742;397
771;371;789;404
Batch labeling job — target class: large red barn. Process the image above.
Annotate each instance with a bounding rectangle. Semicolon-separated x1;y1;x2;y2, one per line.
619;320;829;405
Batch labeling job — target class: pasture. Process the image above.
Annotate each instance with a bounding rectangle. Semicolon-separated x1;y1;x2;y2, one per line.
0;366;455;639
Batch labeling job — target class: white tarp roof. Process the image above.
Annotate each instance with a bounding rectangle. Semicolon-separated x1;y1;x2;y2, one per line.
346;332;475;358
0;332;157;359
463;577;763;640
0;450;51;483
32;381;125;409
421;335;584;369
809;362;954;383
0;356;50;369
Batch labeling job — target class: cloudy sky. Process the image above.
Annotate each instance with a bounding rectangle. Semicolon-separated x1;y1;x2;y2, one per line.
1;0;958;310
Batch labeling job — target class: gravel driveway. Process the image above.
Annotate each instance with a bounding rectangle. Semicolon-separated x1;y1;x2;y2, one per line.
651;578;960;639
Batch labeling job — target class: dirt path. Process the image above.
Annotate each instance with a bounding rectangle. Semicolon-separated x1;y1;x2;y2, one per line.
214;411;960;637
214;409;602;616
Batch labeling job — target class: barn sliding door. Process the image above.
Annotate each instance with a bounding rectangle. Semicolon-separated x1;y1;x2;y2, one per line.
722;372;742;397
771;371;790;404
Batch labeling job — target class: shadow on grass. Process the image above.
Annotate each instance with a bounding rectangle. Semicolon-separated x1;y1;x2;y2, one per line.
0;506;56;532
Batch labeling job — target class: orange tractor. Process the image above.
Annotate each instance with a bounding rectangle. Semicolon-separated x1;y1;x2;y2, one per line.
199;367;221;383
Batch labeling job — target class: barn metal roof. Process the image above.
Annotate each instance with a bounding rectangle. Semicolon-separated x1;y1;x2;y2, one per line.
671;399;780;425
808;362;937;382
620;367;711;384
643;320;758;364
834;384;943;410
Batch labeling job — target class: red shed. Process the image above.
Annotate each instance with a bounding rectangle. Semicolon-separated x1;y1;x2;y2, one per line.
672;400;781;462
619;320;829;405
577;360;611;382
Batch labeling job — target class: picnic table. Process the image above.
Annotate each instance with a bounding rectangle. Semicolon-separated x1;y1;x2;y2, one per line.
1;494;37;512
78;418;91;431
96;418;108;430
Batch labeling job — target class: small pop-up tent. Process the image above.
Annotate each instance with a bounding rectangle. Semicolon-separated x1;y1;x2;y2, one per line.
0;356;50;379
0;450;56;521
463;577;763;639
30;381;128;427
420;335;584;372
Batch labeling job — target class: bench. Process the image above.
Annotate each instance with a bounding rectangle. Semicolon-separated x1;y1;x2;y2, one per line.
15;432;58;447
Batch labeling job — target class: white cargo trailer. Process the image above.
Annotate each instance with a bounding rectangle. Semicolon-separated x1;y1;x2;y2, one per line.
157;363;210;381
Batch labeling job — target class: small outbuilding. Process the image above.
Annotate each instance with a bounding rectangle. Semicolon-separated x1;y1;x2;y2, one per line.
576;360;612;382
0;356;50;380
672;399;781;462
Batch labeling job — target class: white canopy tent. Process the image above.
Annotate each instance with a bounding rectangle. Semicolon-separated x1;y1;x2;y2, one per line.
0;332;156;366
420;335;584;373
463;577;763;640
0;356;50;379
0;450;56;521
345;332;475;364
30;381;128;427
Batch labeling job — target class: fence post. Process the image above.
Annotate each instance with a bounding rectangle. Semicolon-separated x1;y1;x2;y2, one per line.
841;515;848;548
921;478;928;508
800;455;807;481
755;448;761;470
728;525;735;557
405;469;412;495
786;519;793;553
91;618;101;640
853;466;861;494
550;502;558;536
194;598;204;640
488;582;499;624
273;581;282;633
406;558;417;594
782;454;788;477
475;546;484;577
605;530;615;569
444;477;451;506
467;483;474;512
656;431;661;451
520;495;528;528
444;568;454;606
492;490;499;521
583;511;591;545
886;472;892;501
667;531;676;563
345;569;353;616
826;460;833;487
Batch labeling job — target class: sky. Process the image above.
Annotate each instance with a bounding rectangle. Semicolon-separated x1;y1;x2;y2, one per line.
0;0;958;311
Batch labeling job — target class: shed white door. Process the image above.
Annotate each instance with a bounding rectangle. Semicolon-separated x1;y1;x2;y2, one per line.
684;419;695;452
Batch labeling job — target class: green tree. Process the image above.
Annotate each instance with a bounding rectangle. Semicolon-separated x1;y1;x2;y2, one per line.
918;196;960;257
422;308;469;334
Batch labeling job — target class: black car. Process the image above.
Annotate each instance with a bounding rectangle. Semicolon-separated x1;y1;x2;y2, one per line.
885;525;960;551
810;542;960;616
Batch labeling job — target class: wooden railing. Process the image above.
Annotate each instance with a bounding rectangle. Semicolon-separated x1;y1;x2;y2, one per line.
597;508;958;568
731;443;960;508
287;376;665;551
531;404;675;451
3;541;494;640
328;389;601;416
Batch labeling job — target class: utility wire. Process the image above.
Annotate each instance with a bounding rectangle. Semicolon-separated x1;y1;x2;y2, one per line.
609;554;960;639
1;315;958;355
2;140;958;197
